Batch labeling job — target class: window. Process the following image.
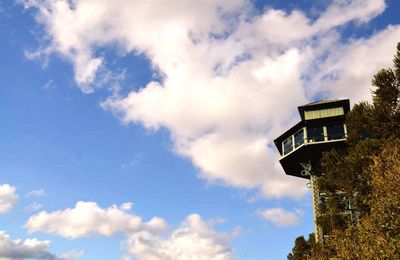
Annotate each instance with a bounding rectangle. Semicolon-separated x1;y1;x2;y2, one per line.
304;107;344;120
294;129;304;148
283;136;293;155
327;124;345;140
307;126;324;142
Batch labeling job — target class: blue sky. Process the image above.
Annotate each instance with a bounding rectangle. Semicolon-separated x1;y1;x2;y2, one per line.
0;0;399;259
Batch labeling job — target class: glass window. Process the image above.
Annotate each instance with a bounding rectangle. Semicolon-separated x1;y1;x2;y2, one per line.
327;124;345;140
304;107;344;120
294;129;304;148
307;126;324;142
283;136;293;155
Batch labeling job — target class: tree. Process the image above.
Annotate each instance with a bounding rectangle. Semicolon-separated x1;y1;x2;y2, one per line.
288;42;400;259
316;42;400;258
334;140;400;259
287;235;312;260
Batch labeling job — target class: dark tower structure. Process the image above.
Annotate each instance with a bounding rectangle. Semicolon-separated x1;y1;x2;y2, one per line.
274;99;350;242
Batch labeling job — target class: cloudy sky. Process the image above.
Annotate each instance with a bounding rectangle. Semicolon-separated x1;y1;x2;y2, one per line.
0;0;399;259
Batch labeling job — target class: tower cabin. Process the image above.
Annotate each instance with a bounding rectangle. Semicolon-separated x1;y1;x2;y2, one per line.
274;99;350;178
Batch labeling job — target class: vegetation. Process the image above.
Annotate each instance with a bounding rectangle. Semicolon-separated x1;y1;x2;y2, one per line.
287;234;315;260
287;43;400;259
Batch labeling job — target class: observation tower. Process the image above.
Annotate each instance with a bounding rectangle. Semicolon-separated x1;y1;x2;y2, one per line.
274;99;350;242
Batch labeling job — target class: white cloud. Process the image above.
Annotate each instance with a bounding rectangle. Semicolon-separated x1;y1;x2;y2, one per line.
258;208;301;227
57;250;84;260
0;230;79;260
42;80;55;91
314;0;386;30
25;201;166;239
235;0;385;45
25;202;235;259
26;189;46;198
25;202;44;212
120;153;144;170
125;214;234;260
316;25;400;103
0;184;19;213
22;0;399;199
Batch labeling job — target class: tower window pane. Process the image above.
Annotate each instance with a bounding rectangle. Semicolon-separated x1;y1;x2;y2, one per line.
294;129;304;148
307;126;324;142
283;136;293;155
327;124;345;140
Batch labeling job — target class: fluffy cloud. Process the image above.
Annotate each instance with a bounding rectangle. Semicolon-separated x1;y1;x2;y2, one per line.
316;25;400;103
57;250;84;260
22;0;399;199
236;0;386;45
0;184;19;213
25;202;235;259
25;201;166;239
313;0;386;31
258;208;301;227
125;214;234;260
0;230;79;260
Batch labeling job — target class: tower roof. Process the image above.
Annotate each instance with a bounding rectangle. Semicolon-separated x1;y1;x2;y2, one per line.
299;99;341;107
298;99;350;121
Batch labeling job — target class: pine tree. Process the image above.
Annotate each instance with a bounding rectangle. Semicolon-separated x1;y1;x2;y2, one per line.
288;42;400;259
315;42;400;258
287;235;312;260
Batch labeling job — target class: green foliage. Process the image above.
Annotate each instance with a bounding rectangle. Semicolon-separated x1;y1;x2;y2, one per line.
287;234;313;260
371;69;400;139
288;42;400;259
345;101;374;144
394;42;400;80
318;139;382;222
333;141;400;259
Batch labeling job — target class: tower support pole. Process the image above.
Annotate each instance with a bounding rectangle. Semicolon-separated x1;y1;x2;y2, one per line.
310;175;323;243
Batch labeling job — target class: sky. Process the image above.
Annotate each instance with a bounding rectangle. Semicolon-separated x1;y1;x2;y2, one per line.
0;0;399;259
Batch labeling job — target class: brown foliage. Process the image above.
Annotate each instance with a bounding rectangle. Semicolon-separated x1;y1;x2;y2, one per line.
288;42;400;259
333;141;400;259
